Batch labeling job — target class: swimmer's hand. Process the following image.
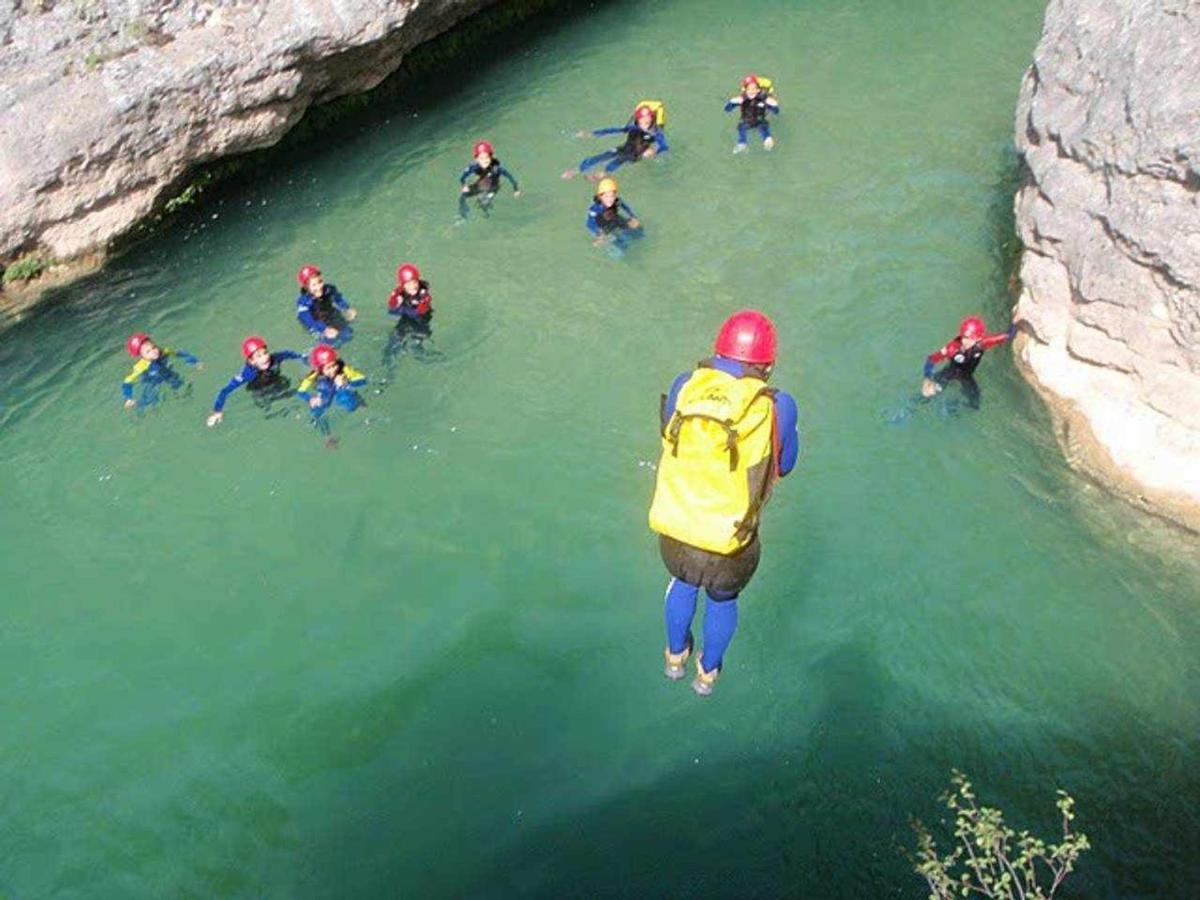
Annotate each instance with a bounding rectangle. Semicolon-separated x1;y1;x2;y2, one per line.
575;130;589;139
344;307;357;322
921;379;941;398
592;236;608;248
309;396;324;409
333;374;348;388
628;217;641;229
642;147;657;159
561;169;578;180
206;412;223;427
461;185;470;194
513;190;521;198
322;326;338;339
123;398;136;409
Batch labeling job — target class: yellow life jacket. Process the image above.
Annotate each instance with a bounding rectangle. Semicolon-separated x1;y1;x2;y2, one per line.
635;99;667;127
648;365;778;555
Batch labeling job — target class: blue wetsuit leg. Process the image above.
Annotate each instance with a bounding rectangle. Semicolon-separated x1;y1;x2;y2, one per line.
758;123;772;142
603;154;631;173
701;591;739;672
665;578;699;654
580;149;620;173
737;122;750;146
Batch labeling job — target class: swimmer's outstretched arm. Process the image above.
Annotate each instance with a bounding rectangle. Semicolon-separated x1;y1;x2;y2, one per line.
166;348;201;366
212;371;249;413
590;125;628;137
459;164;478;185
121;359;150;400
498;166;520;193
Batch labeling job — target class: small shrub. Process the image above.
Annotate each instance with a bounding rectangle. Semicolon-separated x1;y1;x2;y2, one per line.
910;771;1090;899
3;255;49;285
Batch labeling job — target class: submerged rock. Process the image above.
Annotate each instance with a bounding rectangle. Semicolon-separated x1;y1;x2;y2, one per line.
0;0;507;290
1013;0;1200;532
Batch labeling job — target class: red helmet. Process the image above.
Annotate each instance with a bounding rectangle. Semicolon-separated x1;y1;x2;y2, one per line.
742;74;760;89
126;332;150;357
396;263;420;285
714;310;778;365
473;140;493;157
241;336;267;359
310;344;338;369
297;264;321;287
959;316;986;339
634;104;654;121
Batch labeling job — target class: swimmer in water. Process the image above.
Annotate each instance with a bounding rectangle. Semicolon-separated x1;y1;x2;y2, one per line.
298;344;367;415
459;140;520;219
121;332;201;409
921;315;1017;409
725;75;779;153
564;102;669;180
206;336;304;427
295;264;357;344
586;177;643;250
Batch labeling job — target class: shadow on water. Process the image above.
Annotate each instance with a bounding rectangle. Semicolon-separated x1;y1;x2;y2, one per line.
271;626;1200;899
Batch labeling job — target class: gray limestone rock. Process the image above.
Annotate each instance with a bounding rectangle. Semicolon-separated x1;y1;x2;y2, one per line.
1013;0;1200;532
0;0;504;271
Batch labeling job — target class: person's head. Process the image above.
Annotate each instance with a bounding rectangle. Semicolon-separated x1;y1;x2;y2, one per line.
634;105;655;130
473;140;494;167
714;309;778;376
310;344;340;378
742;74;761;98
297;264;324;296
126;332;160;361
596;177;618;207
242;336;270;370
958;316;986;349
396;263;421;295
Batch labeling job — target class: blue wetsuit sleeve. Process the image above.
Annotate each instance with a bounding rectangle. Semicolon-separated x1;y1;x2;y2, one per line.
498;166;519;191
212;368;249;412
122;380;134;400
767;98;781;114
297;295;323;334
178;350;200;365
275;350;304;362
586;204;601;236
459;164;477;185
654;130;669;153
774;391;800;477
923;357;937;378
591;126;627;137
724;99;740;112
662;371;690;428
328;285;350;311
618;199;637;219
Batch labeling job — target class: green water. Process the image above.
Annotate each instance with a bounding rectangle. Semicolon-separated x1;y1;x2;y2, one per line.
3;1;1199;896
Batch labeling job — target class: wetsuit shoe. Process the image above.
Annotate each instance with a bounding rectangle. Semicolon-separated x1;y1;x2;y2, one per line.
691;655;720;697
733;142;748;154
664;636;693;681
763;136;775;151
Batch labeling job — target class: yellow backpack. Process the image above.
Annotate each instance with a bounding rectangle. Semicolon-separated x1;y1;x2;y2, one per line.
633;99;667;127
743;76;775;97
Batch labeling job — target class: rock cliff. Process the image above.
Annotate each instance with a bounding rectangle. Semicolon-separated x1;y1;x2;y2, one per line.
0;0;509;287
1013;0;1200;532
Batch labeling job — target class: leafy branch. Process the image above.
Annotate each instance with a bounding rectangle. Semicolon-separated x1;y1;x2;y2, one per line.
911;771;1090;899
